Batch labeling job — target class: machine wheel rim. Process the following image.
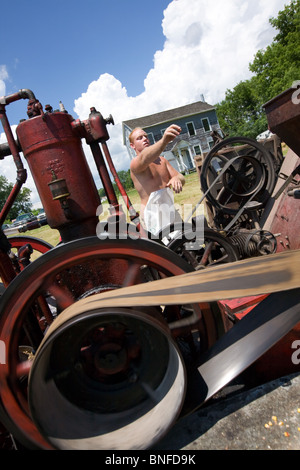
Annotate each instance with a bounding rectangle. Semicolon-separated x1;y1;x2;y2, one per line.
200;136;276;214
0;236;222;449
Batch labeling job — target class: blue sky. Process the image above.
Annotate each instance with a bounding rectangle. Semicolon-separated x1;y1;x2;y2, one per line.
0;0;291;207
1;0;170;124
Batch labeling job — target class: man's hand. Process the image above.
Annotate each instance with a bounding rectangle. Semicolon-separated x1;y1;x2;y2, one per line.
130;124;182;174
162;124;182;146
167;175;184;193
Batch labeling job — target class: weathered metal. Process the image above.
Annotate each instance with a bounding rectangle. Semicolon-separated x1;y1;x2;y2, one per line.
261;87;300;252
0;87;299;450
16;111;101;242
264;86;300;158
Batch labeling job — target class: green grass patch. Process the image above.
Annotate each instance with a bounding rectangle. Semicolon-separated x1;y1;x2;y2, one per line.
11;172;203;245
10;225;61;247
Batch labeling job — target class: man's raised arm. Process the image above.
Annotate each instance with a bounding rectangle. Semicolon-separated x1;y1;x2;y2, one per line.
130;125;181;173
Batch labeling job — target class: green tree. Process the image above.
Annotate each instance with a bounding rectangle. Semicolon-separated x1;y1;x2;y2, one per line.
216;0;300;138
249;0;300;103
0;175;32;221
216;80;268;138
116;170;134;191
98;169;134;200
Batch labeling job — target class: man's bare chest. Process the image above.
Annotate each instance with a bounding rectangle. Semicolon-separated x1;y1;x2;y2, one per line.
148;160;169;180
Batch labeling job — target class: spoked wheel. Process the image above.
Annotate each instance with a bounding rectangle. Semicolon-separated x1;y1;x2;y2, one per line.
8;235;53;269
0;236;224;450
0;236;53;299
168;227;240;269
8;236;53;255
200;136;276;215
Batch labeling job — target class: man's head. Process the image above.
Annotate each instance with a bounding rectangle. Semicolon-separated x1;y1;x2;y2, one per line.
129;128;150;155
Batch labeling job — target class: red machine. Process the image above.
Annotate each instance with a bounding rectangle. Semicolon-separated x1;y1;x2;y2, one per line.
0;88;299;450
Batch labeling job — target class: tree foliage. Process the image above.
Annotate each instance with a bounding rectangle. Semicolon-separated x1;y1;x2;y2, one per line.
98;169;134;199
0;175;32;222
216;80;267;138
115;170;135;193
216;0;300;138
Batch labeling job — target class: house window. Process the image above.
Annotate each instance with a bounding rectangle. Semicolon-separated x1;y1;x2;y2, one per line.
130;147;136;159
193;145;202;155
207;136;214;149
147;132;155;144
161;129;167;137
202;118;211;132
186;121;196;136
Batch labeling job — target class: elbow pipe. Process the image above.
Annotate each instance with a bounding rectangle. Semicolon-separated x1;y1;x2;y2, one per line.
0;89;36;106
0;141;21;159
19;89;36;100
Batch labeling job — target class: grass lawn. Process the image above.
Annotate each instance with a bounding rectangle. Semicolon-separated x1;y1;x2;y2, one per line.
10;172;203;246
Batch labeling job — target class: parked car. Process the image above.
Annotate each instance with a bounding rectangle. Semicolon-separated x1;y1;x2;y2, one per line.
37;209;46;221
2;224;10;231
256;130;274;141
12;213;37;227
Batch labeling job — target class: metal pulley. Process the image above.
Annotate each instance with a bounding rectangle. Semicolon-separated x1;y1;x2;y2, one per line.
200;136;277;216
28;307;186;450
229;229;277;258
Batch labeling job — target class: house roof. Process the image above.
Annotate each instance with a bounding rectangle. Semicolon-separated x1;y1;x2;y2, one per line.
122;100;215;130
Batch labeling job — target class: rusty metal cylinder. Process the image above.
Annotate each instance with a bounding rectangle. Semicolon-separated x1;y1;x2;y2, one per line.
16;112;101;241
264;87;300;158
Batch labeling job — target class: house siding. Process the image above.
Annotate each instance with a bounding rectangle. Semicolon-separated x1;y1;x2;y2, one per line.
122;101;222;173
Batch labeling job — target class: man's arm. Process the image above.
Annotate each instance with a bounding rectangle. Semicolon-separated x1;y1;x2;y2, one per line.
166;159;185;194
130;124;181;174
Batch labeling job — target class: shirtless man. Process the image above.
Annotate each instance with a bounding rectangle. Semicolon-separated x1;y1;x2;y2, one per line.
129;125;185;234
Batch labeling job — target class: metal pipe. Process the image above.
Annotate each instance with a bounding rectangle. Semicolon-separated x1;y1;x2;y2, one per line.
19;89;36;100
0;105;25;172
0;89;36;106
0;179;23;226
89;141;119;207
0;141;21;159
101;141;140;228
0;105;27;225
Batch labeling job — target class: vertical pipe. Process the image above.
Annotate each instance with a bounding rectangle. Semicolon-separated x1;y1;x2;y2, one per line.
0;105;27;225
101;142;140;230
89;142;119;207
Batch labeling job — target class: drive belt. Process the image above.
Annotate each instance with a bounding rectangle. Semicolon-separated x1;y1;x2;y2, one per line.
51;249;300;325
37;249;300;426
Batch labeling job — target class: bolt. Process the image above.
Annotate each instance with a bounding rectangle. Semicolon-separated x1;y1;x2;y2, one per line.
128;372;138;383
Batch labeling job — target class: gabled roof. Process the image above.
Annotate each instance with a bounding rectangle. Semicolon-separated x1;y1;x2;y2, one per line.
122;100;214;130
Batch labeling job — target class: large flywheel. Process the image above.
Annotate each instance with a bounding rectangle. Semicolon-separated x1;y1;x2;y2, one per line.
200;136;277;216
0;236;224;450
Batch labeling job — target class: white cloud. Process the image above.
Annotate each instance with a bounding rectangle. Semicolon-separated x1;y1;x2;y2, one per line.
74;0;290;172
0;0;291;209
144;0;289;107
0;65;8;81
0;65;8;97
0;126;39;209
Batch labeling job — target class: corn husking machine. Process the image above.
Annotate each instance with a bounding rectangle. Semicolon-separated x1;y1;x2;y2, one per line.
0;87;299;450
